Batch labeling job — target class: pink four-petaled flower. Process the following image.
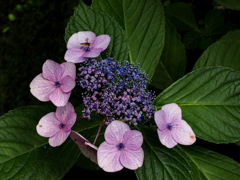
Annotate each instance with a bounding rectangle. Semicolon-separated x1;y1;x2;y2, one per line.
36;102;77;147
154;103;196;148
30;60;76;107
97;120;144;172
64;31;110;63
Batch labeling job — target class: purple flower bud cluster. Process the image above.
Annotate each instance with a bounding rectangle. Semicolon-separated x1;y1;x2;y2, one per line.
77;58;155;125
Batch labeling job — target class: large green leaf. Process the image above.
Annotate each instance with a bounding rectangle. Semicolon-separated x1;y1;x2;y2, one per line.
0;105;101;179
65;0;128;62
213;0;240;11
165;2;200;32
92;0;165;79
182;146;240;180
135;126;192;180
154;67;240;143
221;30;240;40
92;0;124;28
151;20;186;90
193;39;240;71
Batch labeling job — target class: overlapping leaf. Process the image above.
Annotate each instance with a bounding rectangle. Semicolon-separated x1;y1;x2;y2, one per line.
151;20;186;90
135;126;192;180
193;39;240;71
92;0;165;79
154;67;240;143
213;0;240;11
182;146;240;180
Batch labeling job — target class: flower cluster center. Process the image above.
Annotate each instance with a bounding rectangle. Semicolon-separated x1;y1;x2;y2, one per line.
77;58;155;126
59;123;65;129
116;143;125;150
54;81;61;88
167;123;173;131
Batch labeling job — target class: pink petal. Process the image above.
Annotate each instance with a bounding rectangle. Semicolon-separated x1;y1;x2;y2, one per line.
83;48;103;58
70;131;98;164
81;142;98;164
157;129;177;148
119;148;144;170
104;121;130;145
49;129;70;147
49;88;71;107
36;112;60;137
171;120;196;146
97;141;123;172
67;31;96;49
60;75;75;93
123;130;143;150
42;60;63;82
92;34;110;51
30;74;55;101
63;112;76;131
154;110;167;131
60;62;76;79
55;102;75;122
70;130;89;147
64;49;88;63
162;103;182;124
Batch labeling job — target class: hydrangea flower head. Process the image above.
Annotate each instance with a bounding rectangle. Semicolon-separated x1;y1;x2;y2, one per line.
77;58;155;125
30;60;76;107
36;102;76;147
97;120;144;172
70;130;98;164
64;31;110;63
154;103;196;148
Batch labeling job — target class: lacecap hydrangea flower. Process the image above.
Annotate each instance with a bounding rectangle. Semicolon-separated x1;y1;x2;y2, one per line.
77;58;155;125
64;31;110;63
36;102;76;147
30;60;76;107
154;103;196;148
97;120;144;172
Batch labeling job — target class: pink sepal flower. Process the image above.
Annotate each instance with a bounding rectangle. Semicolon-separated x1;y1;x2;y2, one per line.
64;31;110;63
30;60;76;107
36;102;76;147
70;130;98;164
154;103;196;148
97;120;144;172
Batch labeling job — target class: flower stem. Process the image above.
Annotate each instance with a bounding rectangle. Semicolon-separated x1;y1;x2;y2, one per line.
93;120;104;145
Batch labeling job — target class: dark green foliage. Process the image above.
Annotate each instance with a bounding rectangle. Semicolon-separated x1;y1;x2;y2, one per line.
0;0;78;114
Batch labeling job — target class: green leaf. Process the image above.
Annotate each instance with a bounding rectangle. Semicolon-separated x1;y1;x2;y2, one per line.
182;146;240;180
203;10;225;36
154;67;240;143
92;0;124;28
65;0;128;62
221;30;240;40
150;61;174;90
165;2;200;32
151;20;186;89
135;126;192;180
213;0;240;11
124;0;165;79
0;105;101;179
92;0;165;79
193;39;240;71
